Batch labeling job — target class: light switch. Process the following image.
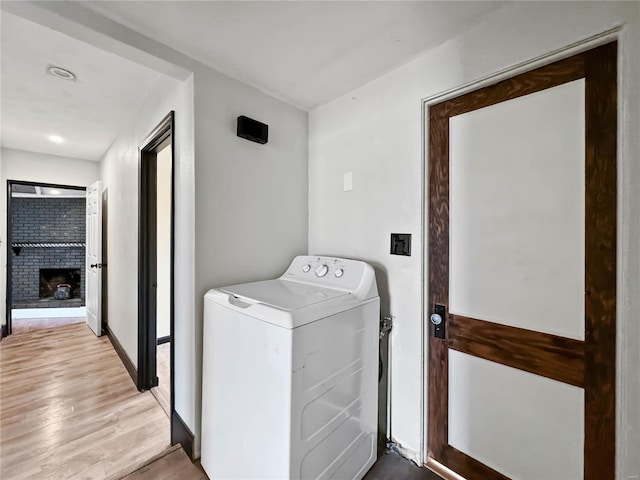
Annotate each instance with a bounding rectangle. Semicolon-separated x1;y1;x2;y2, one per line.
343;172;353;192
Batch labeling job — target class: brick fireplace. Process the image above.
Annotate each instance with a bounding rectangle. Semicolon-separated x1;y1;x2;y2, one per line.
11;196;86;309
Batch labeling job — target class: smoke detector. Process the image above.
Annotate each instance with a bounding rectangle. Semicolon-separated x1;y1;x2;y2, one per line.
47;65;76;81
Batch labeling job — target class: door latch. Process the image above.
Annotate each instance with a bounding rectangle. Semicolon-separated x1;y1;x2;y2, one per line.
430;304;446;339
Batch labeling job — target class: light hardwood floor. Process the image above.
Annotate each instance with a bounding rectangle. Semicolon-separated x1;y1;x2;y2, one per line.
151;342;170;417
11;316;84;334
121;446;207;480
0;320;171;479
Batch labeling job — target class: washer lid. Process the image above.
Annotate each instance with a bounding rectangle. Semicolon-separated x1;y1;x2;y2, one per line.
219;279;349;311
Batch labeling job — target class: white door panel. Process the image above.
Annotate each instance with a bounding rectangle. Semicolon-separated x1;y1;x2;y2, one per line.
449;80;585;340
85;180;102;336
449;350;584;480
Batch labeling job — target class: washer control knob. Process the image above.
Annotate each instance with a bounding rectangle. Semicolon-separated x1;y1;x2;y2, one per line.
302;264;311;273
334;268;344;278
315;264;329;277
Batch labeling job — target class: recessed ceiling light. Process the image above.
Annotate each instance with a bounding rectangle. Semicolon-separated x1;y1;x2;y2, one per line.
49;135;64;144
47;65;76;81
49;189;61;195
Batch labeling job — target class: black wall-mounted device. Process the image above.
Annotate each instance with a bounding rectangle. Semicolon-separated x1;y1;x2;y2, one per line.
390;233;411;256
237;115;268;144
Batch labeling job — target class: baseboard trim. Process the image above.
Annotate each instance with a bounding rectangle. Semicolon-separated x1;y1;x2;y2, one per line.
172;410;195;461
157;335;171;345
106;325;137;387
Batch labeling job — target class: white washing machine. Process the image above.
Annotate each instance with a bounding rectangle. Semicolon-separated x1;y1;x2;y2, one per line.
201;255;380;480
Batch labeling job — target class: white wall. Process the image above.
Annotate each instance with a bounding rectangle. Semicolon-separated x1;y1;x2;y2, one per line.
99;74;194;367
99;63;308;457
0;154;3;328
100;72;199;455
156;144;172;340
308;2;640;477
0;148;100;327
191;65;308;454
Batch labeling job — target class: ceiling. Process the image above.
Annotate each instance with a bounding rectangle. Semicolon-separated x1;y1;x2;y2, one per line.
1;2;507;162
80;1;507;109
0;11;162;161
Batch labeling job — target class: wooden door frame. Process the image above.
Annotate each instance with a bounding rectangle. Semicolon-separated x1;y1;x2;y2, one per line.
4;180;87;338
138;112;175;400
424;42;617;479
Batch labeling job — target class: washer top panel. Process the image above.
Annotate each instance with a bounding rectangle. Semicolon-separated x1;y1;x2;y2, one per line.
219;279;348;311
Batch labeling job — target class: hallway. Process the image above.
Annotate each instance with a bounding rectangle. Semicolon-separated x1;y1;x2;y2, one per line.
0;320;170;479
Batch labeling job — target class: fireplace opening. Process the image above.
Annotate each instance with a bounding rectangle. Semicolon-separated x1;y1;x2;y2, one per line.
39;268;81;299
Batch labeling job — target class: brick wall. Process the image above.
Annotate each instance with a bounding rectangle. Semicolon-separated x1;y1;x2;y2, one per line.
12;197;85;242
11;197;86;306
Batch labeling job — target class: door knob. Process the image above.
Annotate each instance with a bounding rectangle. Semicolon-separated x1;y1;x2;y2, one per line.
431;304;446;339
90;263;102;269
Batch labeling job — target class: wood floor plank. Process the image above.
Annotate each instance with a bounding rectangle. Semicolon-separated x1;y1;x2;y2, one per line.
11;316;85;334
0;321;170;479
151;342;170;417
121;447;207;480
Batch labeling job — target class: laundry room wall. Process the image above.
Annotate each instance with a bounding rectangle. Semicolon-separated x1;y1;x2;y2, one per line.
0;148;100;330
99;57;308;457
99;73;194;372
191;65;308;455
100;70;200;455
308;1;640;475
0;154;3;329
0;154;3;331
